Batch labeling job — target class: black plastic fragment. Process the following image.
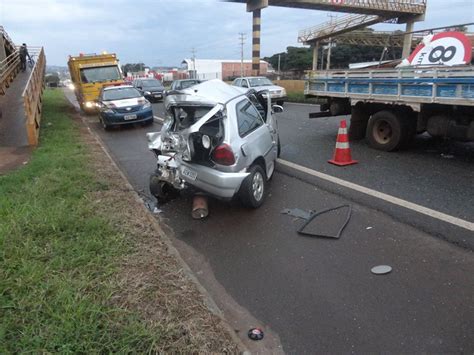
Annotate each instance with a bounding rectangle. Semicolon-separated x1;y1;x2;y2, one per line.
297;204;352;239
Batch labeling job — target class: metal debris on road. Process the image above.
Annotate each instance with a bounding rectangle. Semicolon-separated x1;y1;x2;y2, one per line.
248;328;264;341
371;265;392;275
366;226;373;230
440;153;454;159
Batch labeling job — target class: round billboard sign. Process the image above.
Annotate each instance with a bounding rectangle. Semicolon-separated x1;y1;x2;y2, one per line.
407;32;472;66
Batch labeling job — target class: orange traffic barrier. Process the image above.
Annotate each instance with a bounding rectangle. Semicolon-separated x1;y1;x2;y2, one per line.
328;119;358;166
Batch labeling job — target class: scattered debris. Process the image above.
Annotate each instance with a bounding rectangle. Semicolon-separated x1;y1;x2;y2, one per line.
440;153;454;159
248;328;264;341
366;226;373;230
371;265;392;275
153;207;162;214
297;205;352;239
281;208;313;220
22;161;28;165
192;194;208;219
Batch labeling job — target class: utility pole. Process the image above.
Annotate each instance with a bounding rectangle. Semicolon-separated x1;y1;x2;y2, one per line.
277;53;281;80
239;32;246;77
191;47;196;79
326;14;337;70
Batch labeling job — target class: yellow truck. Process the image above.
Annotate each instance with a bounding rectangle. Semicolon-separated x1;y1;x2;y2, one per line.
67;52;124;112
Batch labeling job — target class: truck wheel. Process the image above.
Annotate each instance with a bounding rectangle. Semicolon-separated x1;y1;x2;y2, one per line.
366;110;405;151
239;164;266;209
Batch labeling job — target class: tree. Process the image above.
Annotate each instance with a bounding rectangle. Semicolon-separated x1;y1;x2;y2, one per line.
121;63;146;74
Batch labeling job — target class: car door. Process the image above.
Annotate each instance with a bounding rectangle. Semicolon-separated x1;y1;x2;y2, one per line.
234;97;275;176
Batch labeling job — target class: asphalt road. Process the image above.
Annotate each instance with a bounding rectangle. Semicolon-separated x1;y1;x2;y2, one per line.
65;91;474;353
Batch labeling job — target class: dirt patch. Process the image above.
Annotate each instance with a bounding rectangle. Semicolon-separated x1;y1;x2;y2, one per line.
0;146;33;175
74;113;242;353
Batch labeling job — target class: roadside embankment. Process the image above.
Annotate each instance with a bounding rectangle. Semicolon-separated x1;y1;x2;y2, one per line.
0;89;240;353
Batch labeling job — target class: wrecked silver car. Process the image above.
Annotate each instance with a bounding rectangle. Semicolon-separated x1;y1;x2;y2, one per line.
147;79;282;208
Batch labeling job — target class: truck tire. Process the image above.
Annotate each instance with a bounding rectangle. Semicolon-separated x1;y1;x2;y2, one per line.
366;110;406;151
239;164;266;209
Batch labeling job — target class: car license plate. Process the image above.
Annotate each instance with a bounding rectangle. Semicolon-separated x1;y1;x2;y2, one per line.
154;94;162;98
182;167;197;181
124;114;137;120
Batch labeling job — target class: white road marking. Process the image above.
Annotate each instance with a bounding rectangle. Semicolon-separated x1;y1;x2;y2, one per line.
153;116;164;123
277;158;474;232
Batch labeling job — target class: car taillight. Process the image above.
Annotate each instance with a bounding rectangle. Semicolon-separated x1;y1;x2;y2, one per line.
212;144;235;166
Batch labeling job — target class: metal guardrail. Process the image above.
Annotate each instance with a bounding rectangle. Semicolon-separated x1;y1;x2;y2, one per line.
22;46;46;146
298;13;383;43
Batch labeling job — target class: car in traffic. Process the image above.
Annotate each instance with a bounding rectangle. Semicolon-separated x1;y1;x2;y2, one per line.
147;79;283;208
164;79;201;96
97;85;153;130
132;78;165;102
231;76;287;105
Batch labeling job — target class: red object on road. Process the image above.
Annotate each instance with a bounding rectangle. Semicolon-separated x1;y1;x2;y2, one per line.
328;120;358;166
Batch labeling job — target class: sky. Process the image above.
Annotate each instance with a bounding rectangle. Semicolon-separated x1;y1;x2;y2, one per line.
1;0;473;67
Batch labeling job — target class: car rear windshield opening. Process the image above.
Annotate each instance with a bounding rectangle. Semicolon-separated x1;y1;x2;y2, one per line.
103;88;141;101
80;65;122;83
172;105;214;130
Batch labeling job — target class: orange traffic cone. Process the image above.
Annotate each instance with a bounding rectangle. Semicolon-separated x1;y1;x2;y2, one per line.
328;120;358;166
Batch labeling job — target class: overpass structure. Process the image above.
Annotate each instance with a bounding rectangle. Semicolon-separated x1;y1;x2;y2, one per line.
224;0;427;73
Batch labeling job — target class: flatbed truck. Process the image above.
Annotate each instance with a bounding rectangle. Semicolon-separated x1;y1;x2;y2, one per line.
304;65;474;151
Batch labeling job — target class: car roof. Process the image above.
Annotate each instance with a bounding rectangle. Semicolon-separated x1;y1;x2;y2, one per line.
166;79;247;106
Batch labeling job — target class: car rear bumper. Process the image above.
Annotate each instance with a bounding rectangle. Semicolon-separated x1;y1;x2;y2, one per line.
178;161;250;199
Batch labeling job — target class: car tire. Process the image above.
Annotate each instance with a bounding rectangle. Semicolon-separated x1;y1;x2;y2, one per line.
149;174;179;203
239;164;266;209
100;117;110;131
277;134;281;158
143;118;153;126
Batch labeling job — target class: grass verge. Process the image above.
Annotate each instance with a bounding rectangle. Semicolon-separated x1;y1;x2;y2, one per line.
0;89;238;353
287;92;326;105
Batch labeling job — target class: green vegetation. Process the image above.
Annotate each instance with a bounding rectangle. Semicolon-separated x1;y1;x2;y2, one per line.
287;91;325;104
0;90;163;352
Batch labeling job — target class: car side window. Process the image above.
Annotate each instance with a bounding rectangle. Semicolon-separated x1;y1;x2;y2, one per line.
236;99;264;137
241;80;249;88
234;79;241;86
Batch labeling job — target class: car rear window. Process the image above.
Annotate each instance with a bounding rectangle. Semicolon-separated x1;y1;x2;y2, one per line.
102;87;141;101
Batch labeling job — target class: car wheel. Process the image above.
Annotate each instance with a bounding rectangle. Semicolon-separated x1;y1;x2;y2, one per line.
100;117;110;130
277;134;281;158
149;174;179;203
239;164;266;208
143;118;153;126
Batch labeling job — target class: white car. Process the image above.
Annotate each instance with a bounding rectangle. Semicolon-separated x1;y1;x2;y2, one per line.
232;76;287;105
147;79;283;208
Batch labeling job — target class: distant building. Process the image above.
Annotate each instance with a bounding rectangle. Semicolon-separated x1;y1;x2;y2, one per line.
181;59;269;80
